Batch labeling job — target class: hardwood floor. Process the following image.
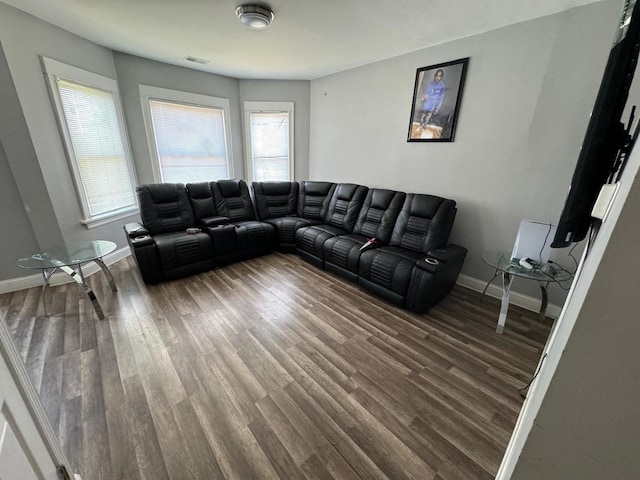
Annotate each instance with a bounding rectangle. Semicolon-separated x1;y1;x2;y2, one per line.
0;253;551;480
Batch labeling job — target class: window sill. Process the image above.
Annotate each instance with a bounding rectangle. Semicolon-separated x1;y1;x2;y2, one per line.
81;206;139;229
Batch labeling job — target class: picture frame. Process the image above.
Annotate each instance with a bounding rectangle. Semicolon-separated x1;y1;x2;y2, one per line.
407;57;469;142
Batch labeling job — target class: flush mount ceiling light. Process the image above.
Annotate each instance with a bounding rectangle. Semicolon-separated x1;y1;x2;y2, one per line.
235;4;274;30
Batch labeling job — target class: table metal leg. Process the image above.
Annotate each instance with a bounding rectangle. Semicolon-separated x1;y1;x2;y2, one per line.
480;270;500;302
58;265;105;320
40;267;58;317
94;258;117;292
538;283;549;323
77;263;86;284
496;272;513;334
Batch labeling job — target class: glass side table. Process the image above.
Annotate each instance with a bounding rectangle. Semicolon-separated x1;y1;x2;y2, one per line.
481;251;573;334
18;240;117;320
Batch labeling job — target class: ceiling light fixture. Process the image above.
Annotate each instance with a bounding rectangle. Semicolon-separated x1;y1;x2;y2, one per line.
235;4;274;30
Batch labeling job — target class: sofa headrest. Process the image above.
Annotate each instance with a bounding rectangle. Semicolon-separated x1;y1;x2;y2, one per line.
217;179;245;198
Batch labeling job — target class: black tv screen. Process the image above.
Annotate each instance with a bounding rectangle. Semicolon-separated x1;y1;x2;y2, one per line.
551;0;640;248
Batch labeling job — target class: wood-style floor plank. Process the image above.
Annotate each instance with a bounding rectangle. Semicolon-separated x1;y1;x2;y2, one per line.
1;252;552;479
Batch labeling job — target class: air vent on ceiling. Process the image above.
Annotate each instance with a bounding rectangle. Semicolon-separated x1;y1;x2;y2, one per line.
183;56;210;65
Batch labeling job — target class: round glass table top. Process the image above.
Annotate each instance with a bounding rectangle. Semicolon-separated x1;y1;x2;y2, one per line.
481;251;573;283
18;240;116;269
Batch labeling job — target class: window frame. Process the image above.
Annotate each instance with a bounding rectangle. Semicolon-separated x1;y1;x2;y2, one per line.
139;85;234;183
42;57;139;228
243;101;295;182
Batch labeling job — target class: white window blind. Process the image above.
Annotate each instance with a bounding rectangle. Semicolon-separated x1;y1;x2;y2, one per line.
243;101;294;183
249;111;291;182
148;100;230;183
55;79;136;219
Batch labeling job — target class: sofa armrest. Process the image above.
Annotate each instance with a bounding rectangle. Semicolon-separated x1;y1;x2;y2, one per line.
124;222;149;238
199;216;231;227
415;245;467;274
406;244;467;314
129;234;155;248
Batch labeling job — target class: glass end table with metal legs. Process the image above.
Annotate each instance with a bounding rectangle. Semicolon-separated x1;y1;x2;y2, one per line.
18;240;118;320
481;251;573;334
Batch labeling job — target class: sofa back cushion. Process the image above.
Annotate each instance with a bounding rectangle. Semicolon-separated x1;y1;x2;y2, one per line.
186;182;217;221
390;194;456;254
297;181;335;220
212;179;255;221
252;181;299;220
354;189;406;244
137;183;195;235
324;183;368;232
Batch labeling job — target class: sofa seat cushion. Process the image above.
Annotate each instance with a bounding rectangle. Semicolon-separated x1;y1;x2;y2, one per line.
265;217;322;245
323;233;368;280
153;231;214;273
233;220;276;257
358;246;422;304
295;224;349;261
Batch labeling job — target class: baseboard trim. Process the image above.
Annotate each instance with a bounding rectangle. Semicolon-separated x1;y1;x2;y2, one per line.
1;250;561;318
456;273;562;319
0;247;130;294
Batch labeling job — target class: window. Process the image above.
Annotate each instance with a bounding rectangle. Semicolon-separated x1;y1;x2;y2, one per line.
244;101;294;182
43;58;137;226
140;85;233;183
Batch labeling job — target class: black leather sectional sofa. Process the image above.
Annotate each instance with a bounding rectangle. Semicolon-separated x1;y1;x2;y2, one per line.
124;179;467;314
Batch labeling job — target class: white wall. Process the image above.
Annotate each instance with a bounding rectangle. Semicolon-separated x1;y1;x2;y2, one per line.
113;52;245;183
239;79;311;181
0;43;48;281
509;112;640;480
0;2;139;254
0;4;311;283
0;139;39;280
309;0;621;307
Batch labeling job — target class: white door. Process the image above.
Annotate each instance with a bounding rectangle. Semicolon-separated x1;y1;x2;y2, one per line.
0;313;68;480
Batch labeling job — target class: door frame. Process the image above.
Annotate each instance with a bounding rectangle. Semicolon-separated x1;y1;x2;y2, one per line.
0;309;75;478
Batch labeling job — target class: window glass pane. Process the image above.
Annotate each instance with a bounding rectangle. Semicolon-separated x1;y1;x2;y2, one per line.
250;111;290;182
56;79;135;217
149;100;229;183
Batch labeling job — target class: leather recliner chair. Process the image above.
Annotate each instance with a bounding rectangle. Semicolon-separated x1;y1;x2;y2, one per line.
252;181;335;252
186;181;238;265
358;193;467;313
323;188;406;282
124;183;215;283
295;183;368;268
211;179;276;260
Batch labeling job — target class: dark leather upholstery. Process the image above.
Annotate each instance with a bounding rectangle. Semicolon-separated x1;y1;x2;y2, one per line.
323;188;405;281
358;193;462;311
126;180;465;314
212;179;256;221
389;194;456;254
252;181;299;220
406;245;467;313
324;183;369;232
295;183;368;267
264;217;321;252
252;181;310;252
153;231;214;281
297;181;335;219
186;182;217;222
137;183;195;235
128;183;214;283
211;179;275;259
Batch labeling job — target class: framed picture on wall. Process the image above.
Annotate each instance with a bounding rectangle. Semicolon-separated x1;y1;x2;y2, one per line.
407;57;469;142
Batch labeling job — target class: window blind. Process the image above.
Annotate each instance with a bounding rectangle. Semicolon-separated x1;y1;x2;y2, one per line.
56;79;135;217
148;100;229;183
249;111;290;182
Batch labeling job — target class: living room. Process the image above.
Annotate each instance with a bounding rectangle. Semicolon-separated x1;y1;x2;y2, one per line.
1;0;639;479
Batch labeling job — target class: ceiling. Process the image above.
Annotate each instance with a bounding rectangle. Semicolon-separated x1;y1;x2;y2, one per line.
2;0;602;80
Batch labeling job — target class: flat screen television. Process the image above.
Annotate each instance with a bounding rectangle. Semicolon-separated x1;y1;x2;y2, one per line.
551;0;640;248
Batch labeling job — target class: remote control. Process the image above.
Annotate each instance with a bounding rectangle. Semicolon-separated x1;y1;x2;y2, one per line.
519;257;534;270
